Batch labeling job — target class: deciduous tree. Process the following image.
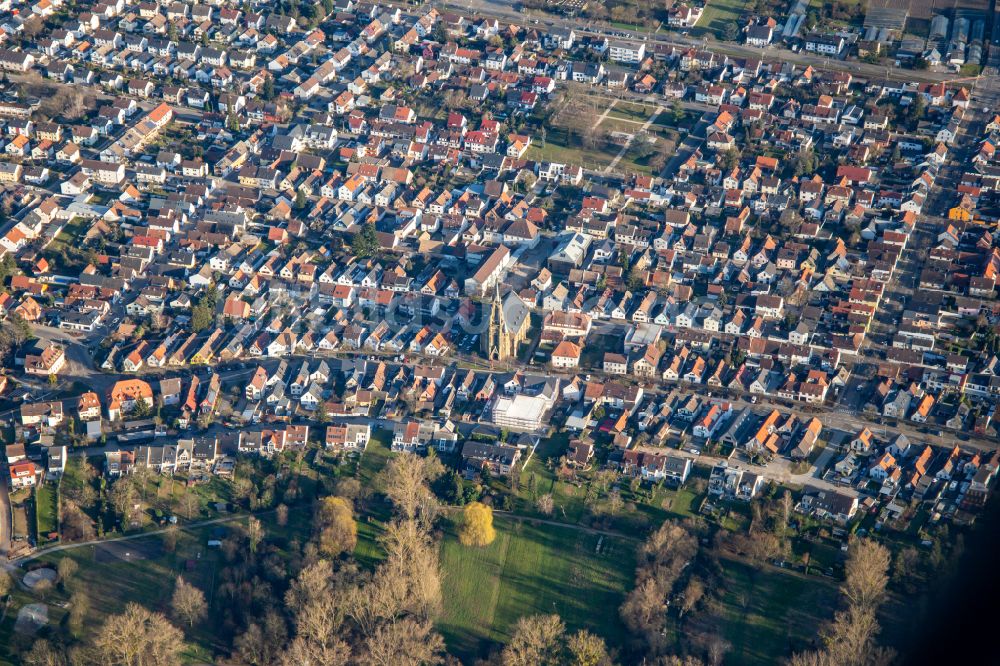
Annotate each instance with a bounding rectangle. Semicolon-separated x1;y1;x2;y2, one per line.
458;502;495;547
843;538;890;610
537;493;554;516
90;602;184;666
313;496;357;557
362;618;445;666
566;629;612;666
501;614;565;666
171;576;207;628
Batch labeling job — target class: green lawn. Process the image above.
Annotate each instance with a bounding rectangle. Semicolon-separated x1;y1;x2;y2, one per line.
438;516;634;661
687;557;840;664
35;483;58;542
358;428;393;487
0;528;222;664
693;0;747;39
526;140;616;172
607;101;653;122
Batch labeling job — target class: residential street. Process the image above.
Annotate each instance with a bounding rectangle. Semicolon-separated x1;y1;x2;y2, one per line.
430;0;958;84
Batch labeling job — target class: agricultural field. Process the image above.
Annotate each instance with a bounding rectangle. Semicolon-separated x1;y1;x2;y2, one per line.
437;515;635;660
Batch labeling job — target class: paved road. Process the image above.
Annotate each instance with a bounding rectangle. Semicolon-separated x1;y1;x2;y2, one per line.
9;72;208;127
430;0;957;84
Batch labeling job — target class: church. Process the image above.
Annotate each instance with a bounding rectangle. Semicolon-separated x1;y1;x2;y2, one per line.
484;284;530;362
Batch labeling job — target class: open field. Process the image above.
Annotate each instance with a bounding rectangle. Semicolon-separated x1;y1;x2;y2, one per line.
526;138;620;172
0;527;221;664
438;515;635;661
537;94;691;176
694;0;748;39
684;557;841;664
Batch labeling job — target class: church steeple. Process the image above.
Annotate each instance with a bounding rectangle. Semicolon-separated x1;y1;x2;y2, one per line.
486;283;509;361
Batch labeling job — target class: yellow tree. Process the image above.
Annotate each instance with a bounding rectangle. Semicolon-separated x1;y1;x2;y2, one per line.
314;496;357;557
459;502;496;547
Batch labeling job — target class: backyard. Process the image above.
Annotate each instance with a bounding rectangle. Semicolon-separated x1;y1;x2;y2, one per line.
694;0;748;39
34;483;58;543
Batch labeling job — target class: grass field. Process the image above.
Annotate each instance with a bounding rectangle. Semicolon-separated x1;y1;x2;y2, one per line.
357;428;393;487
684;557;840;664
526;139;618;172
694;0;747;39
438;515;635;661
0;528;221;665
35;483;58;542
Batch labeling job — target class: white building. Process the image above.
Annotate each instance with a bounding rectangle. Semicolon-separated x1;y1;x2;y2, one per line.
608;40;645;64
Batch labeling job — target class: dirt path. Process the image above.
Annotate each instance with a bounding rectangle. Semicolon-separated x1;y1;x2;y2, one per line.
604;105;664;174
589;98;618;132
2;509;274;570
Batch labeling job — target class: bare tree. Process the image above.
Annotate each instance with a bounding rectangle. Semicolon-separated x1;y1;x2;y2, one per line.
362;618;445;666
378;453;439;521
680;577;705;617
171;576;207;628
180;489;199;520
23;640;68;666
620;577;666;639
234;609;288;666
0;569;11;598
378;519;443;621
60;501;95;542
276;503;289;527
566;629;612;666
706;637;732;666
536;493;554;516
162;525;178;553
247;516;264;554
109;478;139;527
822;604;892;666
334;477;362;502
607;488;624;516
69;590;89;631
284;560;352;661
501;614;566;666
90;602;184;666
57;557;78;586
843;539;890;610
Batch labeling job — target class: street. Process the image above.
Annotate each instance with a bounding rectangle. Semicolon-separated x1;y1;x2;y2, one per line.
430;0;959;84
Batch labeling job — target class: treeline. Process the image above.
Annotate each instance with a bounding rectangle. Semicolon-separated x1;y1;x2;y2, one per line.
16;451;899;666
